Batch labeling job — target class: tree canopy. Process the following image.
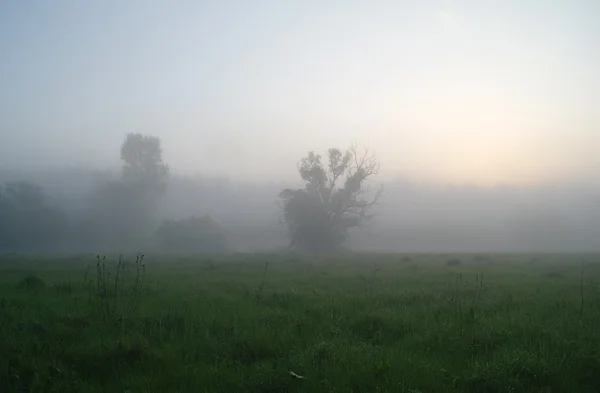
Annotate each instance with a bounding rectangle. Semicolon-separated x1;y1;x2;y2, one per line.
78;133;170;250
121;133;169;196
279;145;382;252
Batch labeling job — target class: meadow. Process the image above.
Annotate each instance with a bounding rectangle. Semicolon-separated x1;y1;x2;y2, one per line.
1;253;600;393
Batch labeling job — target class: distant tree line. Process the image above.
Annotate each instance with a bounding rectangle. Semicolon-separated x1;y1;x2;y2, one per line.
0;134;382;254
0;182;68;251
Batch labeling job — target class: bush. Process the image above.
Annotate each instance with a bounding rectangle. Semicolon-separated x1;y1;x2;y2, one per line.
17;274;46;291
446;258;462;266
0;182;68;251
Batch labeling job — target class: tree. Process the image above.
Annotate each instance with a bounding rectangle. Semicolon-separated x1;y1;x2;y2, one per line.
121;133;169;196
0;182;68;251
279;144;382;252
78;133;170;250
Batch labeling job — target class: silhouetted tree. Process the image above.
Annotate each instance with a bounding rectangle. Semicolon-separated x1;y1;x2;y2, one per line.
121;133;169;196
78;133;170;250
279;144;382;252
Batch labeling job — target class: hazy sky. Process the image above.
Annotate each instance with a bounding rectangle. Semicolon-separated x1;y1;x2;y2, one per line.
1;1;599;186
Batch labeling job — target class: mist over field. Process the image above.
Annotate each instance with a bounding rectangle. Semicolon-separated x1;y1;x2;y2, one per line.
3;3;600;392
1;166;599;253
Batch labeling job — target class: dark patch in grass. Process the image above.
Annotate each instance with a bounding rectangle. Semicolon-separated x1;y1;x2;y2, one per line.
446;258;462;266
17;274;46;291
17;320;49;338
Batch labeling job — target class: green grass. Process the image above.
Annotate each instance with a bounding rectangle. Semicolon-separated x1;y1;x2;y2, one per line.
1;252;600;392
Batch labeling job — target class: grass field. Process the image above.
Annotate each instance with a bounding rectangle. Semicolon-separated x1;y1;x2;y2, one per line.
2;253;600;393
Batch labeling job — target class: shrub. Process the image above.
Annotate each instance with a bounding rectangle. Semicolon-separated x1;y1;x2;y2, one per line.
17;274;46;291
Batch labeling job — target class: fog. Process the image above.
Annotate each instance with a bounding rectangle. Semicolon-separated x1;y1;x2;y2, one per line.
1;2;599;253
0;166;599;253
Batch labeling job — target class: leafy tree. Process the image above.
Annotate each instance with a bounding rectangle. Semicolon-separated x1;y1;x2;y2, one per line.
156;215;229;253
120;133;169;196
279;145;382;252
119;133;169;236
79;133;170;250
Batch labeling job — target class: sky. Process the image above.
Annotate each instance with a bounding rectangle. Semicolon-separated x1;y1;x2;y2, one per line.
1;0;599;186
